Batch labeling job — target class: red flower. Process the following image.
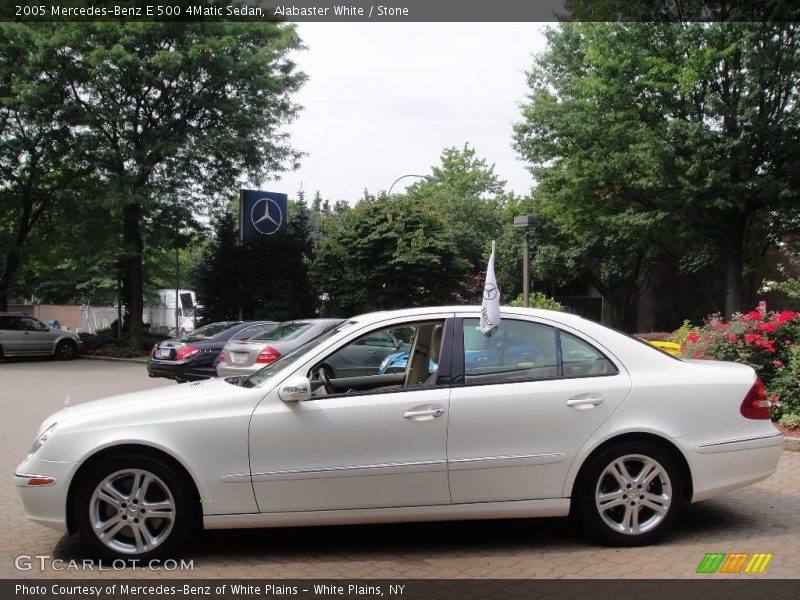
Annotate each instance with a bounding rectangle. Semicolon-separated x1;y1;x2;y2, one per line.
726;333;737;342
774;360;783;368
775;310;798;324
756;322;777;333
691;349;703;359
743;310;762;321
744;333;759;345
713;322;728;330
686;332;700;344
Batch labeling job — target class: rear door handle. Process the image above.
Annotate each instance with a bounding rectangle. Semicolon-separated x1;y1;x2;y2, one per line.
403;406;445;419
566;395;604;409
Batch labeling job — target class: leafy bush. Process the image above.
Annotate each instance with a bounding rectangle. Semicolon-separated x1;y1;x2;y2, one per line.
79;327;169;358
681;307;800;419
667;320;697;345
508;292;563;311
779;413;800;430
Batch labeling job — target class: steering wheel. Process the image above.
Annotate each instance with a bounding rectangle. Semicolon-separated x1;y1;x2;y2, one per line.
313;366;333;394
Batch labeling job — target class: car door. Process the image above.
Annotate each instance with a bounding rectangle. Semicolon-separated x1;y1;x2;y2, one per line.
447;314;632;503
248;315;454;513
0;316;28;355
20;316;54;354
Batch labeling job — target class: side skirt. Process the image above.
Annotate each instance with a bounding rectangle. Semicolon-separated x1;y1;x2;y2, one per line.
203;498;570;530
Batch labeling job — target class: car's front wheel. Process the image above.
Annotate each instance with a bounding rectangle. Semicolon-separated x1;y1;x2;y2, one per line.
54;339;78;360
75;455;197;560
574;442;683;546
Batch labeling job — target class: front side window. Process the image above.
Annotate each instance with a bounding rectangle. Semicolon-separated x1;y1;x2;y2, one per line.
462;318;558;383
20;317;47;332
310;320;446;396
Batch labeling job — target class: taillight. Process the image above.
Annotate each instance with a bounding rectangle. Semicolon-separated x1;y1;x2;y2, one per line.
256;346;281;364
740;377;771;419
175;344;199;361
149;346;156;357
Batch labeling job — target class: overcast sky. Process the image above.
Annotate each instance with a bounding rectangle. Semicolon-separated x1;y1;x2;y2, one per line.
273;23;550;202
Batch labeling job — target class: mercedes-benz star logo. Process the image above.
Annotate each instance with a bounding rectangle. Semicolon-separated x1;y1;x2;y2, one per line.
250;197;284;235
483;283;498;300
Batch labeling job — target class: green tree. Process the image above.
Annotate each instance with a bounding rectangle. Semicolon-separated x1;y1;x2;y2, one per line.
194;201;316;323
407;144;507;298
514;22;800;323
312;194;467;316
47;20;305;348
0;24;94;310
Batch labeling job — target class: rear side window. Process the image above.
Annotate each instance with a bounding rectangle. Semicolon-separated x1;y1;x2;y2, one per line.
0;316;20;329
560;331;618;377
462;318;559;383
460;318;618;384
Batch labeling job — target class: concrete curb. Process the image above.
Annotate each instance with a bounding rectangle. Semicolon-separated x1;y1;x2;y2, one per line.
784;436;800;452
80;355;148;364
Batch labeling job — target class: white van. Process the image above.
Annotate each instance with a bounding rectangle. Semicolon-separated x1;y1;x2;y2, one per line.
146;289;197;336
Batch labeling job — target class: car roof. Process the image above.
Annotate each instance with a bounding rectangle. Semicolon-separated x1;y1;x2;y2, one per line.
350;306;577;325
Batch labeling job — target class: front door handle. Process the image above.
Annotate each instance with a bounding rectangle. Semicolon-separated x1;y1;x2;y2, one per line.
403;406;445;419
566;395;604;409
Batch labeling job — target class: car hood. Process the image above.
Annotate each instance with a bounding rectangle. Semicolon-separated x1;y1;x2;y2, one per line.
40;377;240;430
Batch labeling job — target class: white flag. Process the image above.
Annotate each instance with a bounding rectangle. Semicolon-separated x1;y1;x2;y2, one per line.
480;241;501;334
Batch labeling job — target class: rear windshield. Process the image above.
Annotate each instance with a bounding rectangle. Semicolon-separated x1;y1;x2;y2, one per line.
251;322;310;341
179;322;236;342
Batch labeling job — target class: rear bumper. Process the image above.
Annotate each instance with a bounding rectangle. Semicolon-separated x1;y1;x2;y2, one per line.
217;364;261;378
681;431;784;502
147;359;216;381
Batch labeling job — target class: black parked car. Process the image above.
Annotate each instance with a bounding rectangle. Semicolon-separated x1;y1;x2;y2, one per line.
148;321;276;383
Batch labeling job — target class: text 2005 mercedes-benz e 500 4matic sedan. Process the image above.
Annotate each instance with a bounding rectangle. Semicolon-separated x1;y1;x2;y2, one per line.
15;307;782;559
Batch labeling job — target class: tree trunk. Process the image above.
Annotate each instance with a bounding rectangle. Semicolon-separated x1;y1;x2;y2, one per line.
122;202;144;351
723;212;747;318
0;245;21;312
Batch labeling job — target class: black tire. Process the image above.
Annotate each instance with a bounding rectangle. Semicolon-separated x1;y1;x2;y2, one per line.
573;441;684;546
75;454;198;561
54;339;78;361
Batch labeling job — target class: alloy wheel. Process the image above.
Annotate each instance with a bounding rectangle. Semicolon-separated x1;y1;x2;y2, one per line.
594;453;672;536
88;469;176;555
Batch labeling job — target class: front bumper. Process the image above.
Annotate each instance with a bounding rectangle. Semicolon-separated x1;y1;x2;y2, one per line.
14;456;75;532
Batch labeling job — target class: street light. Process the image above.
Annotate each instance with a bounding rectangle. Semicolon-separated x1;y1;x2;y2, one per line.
387;174;442;196
513;215;540;308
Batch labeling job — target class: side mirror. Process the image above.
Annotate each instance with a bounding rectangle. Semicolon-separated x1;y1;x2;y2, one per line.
278;375;312;402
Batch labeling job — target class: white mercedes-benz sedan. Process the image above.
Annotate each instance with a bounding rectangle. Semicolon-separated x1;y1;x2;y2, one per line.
14;307;783;559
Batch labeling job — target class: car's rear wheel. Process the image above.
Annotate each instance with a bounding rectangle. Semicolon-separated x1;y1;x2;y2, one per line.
75;455;197;560
574;442;683;546
54;339;78;360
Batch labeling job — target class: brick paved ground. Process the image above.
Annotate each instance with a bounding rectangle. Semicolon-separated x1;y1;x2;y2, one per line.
1;359;799;579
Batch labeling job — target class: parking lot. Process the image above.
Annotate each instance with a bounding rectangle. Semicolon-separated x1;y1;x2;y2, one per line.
1;359;799;579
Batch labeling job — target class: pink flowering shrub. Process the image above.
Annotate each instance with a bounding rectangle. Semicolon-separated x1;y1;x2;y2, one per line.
680;307;800;419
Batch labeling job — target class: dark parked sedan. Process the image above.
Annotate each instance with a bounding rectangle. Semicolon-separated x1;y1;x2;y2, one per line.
148;321;276;382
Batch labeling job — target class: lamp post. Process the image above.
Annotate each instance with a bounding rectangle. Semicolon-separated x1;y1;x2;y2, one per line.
513;215;540;308
387;174;442;196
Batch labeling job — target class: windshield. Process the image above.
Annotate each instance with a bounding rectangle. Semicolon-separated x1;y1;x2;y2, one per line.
239;321;355;388
250;321;310;341
179;321;236;342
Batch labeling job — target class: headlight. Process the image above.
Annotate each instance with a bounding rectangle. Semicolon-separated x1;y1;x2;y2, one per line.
28;423;57;458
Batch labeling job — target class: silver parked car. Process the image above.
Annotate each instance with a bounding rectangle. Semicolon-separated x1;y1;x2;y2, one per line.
217;318;342;378
0;312;83;360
